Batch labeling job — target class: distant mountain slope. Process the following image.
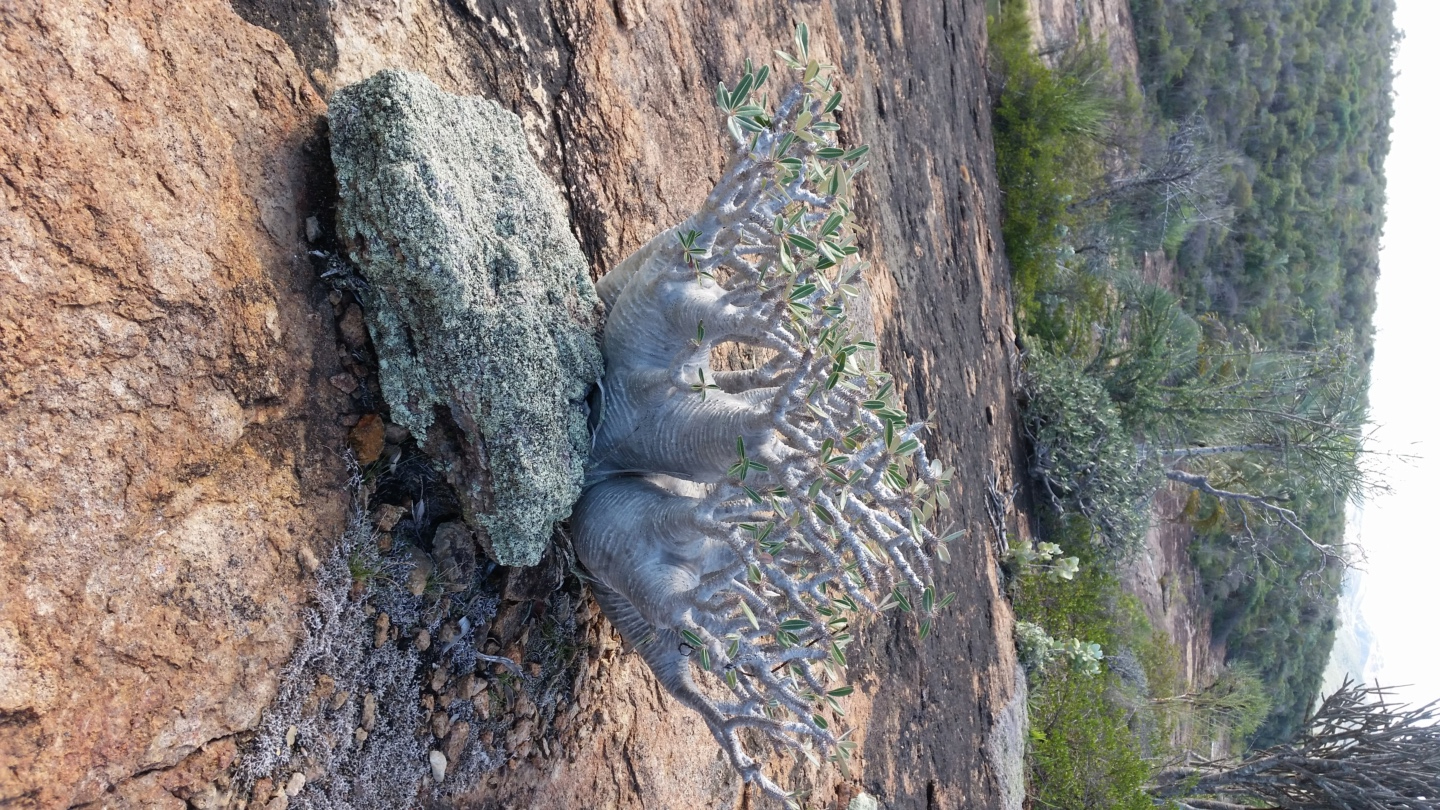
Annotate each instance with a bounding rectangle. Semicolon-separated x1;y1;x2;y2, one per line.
1132;0;1397;352
1130;0;1396;748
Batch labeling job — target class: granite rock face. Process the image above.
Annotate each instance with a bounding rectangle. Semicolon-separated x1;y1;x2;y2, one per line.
0;0;347;805
329;70;603;567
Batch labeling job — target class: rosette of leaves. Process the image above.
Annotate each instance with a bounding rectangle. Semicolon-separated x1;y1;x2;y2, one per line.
574;25;959;806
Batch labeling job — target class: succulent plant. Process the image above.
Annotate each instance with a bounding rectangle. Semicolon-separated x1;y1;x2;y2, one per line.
573;25;959;804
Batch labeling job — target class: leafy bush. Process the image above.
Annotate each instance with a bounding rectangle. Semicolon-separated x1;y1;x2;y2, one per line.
1021;349;1157;556
1012;524;1160;810
987;0;1112;325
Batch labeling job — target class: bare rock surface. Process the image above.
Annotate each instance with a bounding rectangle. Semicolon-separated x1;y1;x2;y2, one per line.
329;70;603;567
0;0;348;804
1024;0;1142;84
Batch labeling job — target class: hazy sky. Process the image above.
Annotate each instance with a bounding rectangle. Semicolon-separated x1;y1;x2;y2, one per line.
1350;0;1440;705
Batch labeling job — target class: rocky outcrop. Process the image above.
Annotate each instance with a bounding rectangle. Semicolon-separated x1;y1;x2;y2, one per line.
0;0;348;805
2;0;1029;807
329;70;603;567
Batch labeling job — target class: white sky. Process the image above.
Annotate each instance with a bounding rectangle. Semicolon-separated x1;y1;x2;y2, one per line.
1350;0;1440;706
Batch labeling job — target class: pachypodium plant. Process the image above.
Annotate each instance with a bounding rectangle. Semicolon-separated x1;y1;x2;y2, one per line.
573;24;959;805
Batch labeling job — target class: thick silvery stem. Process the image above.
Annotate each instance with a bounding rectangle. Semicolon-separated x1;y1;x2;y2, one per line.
572;38;960;806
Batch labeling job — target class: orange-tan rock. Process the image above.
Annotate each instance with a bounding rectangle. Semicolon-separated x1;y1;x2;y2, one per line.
0;0;345;804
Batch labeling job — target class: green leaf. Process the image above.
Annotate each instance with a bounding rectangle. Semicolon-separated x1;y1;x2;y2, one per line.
938;592;957;609
820;212;844;238
787;233;818;254
795;22;810;60
803;59;820;84
789;282;817;300
823;91;842;114
732;73;754;102
922;587;935;613
716;82;731;110
734;114;766;133
893;588;912;613
842;145;870;161
681;629;705;649
812;713;829;730
827;685;854;697
755;65;770;88
812;503;835;525
895;438;920;456
830;643;847;667
779;619;810;632
816;147;846;160
918;620;932;640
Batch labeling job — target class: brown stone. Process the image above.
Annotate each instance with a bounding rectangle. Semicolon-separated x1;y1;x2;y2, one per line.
373;503;406;532
0;0;345;805
329;372;360;393
444;721;471;765
337;304;369;349
373;612;391;648
348;413;386;464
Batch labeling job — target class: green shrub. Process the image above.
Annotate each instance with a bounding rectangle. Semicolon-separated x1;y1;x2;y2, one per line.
987;0;1112;327
1012;523;1161;810
1021;350;1157;557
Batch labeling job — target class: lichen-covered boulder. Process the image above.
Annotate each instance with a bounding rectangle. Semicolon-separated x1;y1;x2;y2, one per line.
329;70;603;566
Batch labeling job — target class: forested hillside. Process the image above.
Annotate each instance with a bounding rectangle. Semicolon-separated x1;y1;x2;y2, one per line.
1133;0;1396;352
1132;0;1397;747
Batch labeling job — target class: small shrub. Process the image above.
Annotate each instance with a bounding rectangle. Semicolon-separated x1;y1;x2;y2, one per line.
1021;349;1157;557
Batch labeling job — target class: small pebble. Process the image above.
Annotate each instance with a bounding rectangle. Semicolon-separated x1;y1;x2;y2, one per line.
414;628;431;651
374;612;391;648
338;305;368;349
384;422;411;444
329;373;359;394
297;546;320;573
373;503;406;532
429;750;447;782
444;721;470;763
354;727;368;744
284;773;306;797
361;692;377;731
285;726;298;748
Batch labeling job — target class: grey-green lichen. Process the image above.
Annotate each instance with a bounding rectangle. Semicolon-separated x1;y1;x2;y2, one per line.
329;69;602;566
